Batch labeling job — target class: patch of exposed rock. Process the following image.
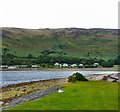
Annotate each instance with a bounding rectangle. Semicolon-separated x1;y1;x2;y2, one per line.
86;73;119;82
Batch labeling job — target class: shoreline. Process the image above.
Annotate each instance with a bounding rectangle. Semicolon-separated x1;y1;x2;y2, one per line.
1;78;67;108
1;67;119;71
2;78;66;91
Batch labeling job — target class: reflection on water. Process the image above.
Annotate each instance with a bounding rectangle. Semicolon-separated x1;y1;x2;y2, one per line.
1;70;118;86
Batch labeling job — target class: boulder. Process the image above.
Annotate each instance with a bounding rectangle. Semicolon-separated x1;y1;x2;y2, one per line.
68;72;88;82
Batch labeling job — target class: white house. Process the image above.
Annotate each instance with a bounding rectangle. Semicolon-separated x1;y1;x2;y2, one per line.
54;63;60;66
31;65;39;68
93;63;99;66
71;64;77;68
79;64;84;67
0;65;8;68
8;66;17;69
19;65;28;68
54;63;62;67
62;63;68;67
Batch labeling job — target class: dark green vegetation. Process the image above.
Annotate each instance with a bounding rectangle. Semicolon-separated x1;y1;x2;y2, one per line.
1;27;119;66
2;52;120;67
8;81;118;110
68;72;88;82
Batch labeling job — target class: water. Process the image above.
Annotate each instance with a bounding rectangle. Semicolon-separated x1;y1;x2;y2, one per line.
1;70;118;87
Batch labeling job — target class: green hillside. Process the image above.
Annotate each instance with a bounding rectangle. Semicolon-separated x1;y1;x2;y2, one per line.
2;27;118;59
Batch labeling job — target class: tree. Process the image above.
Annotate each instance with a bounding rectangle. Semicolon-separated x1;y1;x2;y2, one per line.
27;54;34;59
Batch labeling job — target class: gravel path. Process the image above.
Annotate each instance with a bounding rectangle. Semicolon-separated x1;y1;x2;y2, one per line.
2;85;60;110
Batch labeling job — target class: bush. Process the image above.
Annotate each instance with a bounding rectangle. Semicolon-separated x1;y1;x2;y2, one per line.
68;72;88;82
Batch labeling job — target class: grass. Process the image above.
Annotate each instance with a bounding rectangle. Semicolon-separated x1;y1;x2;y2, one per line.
8;81;118;110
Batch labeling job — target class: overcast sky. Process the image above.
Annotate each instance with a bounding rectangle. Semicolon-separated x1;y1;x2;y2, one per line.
0;0;119;29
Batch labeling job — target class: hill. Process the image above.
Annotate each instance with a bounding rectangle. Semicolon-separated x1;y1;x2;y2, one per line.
1;27;118;59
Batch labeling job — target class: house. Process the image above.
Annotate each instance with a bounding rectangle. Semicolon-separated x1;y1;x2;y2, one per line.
93;63;99;66
19;65;28;68
71;64;77;68
62;63;68;67
31;65;39;68
8;66;17;69
79;64;84;67
54;63;60;66
54;63;62;67
0;65;8;68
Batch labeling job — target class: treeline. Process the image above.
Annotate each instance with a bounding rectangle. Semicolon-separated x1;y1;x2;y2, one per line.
2;52;120;67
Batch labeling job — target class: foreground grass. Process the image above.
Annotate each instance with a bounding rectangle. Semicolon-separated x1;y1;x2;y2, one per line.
8;81;118;110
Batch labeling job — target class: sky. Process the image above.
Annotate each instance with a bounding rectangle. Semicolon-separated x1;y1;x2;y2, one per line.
0;0;119;29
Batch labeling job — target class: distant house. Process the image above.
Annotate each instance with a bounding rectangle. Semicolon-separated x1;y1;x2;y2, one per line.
0;65;8;68
8;66;17;69
31;65;39;68
54;63;62;67
79;64;84;67
62;63;68;67
54;63;60;66
93;63;99;67
19;65;28;68
71;64;77;68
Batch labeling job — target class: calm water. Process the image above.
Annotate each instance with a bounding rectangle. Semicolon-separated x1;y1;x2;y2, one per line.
1;70;118;87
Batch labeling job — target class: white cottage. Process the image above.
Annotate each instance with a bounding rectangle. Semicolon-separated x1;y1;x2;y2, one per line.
79;64;84;67
54;63;60;66
8;66;17;69
71;64;77;68
93;63;99;66
31;65;39;68
62;63;68;67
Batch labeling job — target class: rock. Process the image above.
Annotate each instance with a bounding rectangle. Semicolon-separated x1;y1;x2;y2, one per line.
14;94;18;97
58;89;64;93
102;74;119;82
0;101;4;106
68;72;88;82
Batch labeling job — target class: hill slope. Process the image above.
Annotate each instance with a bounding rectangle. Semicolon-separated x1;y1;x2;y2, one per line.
1;27;118;59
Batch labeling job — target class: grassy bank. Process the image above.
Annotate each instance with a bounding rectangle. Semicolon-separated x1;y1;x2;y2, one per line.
8;81;118;110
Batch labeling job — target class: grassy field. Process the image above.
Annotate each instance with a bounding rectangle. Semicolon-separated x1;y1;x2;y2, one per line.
8;81;118;110
2;27;118;59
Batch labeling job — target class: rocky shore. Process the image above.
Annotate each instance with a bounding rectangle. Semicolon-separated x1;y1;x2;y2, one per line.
86;73;119;82
1;78;67;110
2;85;61;110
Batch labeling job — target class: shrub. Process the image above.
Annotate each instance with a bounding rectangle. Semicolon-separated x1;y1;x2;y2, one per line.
68;72;88;82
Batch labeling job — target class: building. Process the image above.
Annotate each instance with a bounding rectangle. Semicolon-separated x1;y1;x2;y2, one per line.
8;66;17;69
31;65;39;68
79;64;84;67
19;65;28;68
54;63;60;66
71;64;77;68
0;65;8;68
62;63;68;67
93;63;99;66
